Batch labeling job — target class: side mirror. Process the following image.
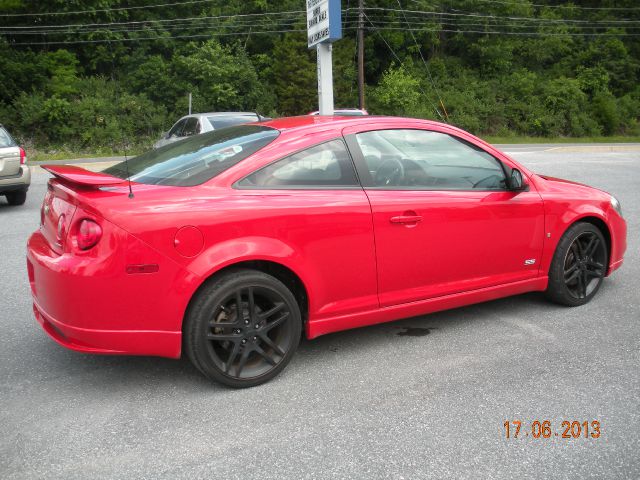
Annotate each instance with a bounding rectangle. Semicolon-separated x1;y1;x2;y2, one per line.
509;168;528;191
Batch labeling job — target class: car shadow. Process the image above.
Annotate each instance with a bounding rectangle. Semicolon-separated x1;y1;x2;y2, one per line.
31;290;567;394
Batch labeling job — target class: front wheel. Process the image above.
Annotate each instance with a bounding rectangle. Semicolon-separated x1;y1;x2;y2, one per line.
545;222;608;306
184;269;301;388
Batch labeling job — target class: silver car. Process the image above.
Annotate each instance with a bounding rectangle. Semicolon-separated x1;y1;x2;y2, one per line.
154;112;267;149
0;124;30;206
309;108;369;116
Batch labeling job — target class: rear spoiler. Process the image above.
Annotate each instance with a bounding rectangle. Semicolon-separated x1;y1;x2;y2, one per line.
41;165;125;187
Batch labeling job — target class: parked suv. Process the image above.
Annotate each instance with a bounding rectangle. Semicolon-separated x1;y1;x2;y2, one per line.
154;112;268;149
0;124;30;206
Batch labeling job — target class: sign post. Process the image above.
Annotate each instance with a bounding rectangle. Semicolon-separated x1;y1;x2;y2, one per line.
306;0;342;115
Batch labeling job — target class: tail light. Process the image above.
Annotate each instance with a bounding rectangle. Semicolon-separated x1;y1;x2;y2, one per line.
56;214;66;245
19;147;26;165
76;219;102;250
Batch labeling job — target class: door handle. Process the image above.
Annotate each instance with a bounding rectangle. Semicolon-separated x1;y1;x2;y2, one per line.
390;215;423;224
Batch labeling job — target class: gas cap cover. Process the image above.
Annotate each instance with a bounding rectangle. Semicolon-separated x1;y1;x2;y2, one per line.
174;226;204;258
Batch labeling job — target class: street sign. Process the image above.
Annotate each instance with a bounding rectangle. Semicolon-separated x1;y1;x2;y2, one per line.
306;0;342;49
306;0;342;115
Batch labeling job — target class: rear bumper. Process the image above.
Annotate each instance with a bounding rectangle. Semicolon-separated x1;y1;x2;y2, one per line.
27;227;194;358
32;299;180;356
0;165;30;192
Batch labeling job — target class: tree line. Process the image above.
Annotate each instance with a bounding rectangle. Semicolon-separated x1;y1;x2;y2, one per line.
1;0;639;153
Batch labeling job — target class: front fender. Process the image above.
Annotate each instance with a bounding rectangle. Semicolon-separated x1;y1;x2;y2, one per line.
539;203;613;276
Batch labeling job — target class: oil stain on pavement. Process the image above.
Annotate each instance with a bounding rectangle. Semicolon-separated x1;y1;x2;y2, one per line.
395;327;436;337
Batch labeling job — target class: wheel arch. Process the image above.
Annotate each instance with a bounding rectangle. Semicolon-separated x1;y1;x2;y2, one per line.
183;258;310;335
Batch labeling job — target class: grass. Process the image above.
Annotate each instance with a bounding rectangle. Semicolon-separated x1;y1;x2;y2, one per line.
30;148;147;162
26;135;640;161
482;135;640;144
27;140;153;162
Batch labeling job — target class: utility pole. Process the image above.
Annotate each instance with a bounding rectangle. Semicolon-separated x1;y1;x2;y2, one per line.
357;0;365;110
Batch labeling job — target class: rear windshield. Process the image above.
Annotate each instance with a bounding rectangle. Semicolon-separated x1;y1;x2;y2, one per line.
104;125;279;186
0;127;17;147
208;114;258;130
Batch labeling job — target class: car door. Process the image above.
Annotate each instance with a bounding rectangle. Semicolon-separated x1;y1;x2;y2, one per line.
344;125;545;307
235;138;379;319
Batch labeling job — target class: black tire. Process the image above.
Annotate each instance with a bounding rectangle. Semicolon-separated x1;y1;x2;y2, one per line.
184;269;302;388
545;222;608;307
5;190;27;206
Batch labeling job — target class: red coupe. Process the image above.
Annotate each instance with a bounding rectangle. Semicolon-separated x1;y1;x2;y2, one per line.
27;116;627;387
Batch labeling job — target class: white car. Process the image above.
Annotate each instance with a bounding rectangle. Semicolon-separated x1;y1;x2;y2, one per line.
154;112;267;149
0;124;30;206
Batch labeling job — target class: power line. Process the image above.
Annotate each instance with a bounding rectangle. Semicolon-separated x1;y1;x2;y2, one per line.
7;14;637;38
409;0;640;12
5;28;315;46
395;0;449;122
366;11;640;26
363;7;640;24
0;10;306;30
6;18;635;39
364;24;640;36
363;12;445;121
5;21;637;43
0;0;218;17
1;18;305;36
362;15;640;31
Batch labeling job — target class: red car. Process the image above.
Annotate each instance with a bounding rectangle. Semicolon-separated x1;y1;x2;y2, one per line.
27;116;627;387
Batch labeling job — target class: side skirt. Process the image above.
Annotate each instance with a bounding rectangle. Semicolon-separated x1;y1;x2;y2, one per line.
306;276;548;339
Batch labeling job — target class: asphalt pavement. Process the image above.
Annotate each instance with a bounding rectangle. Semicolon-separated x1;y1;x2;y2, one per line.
1;144;639;479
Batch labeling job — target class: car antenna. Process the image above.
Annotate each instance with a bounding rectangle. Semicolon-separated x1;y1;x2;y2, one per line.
122;140;134;199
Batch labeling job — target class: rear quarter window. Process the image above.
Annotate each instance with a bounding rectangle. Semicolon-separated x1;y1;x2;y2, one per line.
237;139;359;188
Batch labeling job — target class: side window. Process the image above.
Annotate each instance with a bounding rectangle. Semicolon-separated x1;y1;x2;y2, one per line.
355;129;507;190
182;117;199;137
168;119;186;138
238;140;359;188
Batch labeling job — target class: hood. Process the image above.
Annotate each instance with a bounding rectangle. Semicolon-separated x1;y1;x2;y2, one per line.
534;174;611;200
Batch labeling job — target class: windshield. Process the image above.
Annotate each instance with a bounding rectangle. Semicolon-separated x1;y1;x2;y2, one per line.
104;125;279;186
0;127;17;148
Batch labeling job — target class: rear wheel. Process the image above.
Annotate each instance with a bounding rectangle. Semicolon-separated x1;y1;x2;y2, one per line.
184;269;301;388
5;190;27;206
545;222;608;306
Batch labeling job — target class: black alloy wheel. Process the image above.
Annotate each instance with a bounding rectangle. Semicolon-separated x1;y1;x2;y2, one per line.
184;269;301;388
563;231;607;299
546;222;608;306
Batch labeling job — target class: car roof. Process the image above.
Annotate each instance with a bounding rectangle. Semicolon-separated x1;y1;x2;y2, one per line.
259;115;463;136
196;112;259;117
173;112;260;122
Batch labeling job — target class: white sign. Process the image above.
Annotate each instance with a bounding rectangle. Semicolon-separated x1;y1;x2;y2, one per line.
306;0;341;49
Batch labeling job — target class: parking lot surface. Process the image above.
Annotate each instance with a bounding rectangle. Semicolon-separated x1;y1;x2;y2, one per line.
1;145;639;479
